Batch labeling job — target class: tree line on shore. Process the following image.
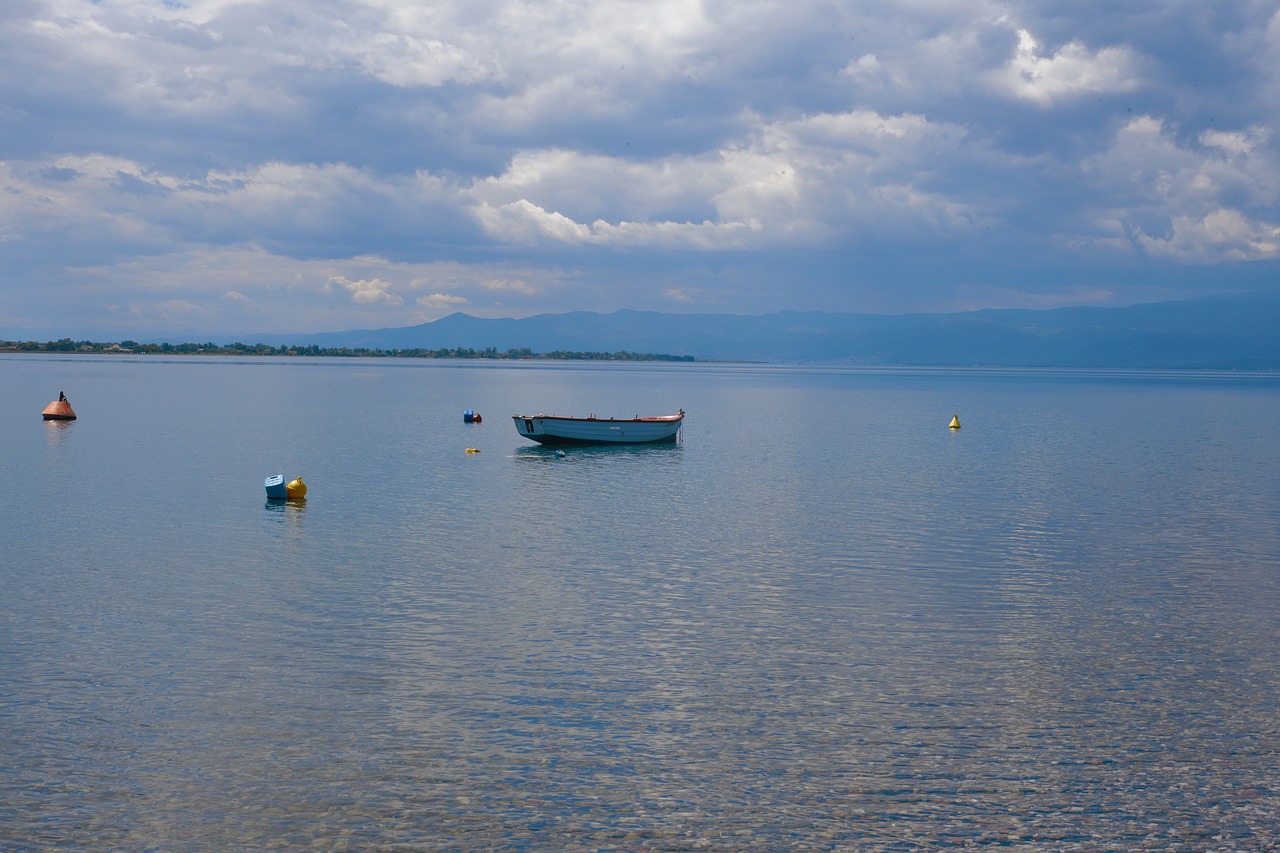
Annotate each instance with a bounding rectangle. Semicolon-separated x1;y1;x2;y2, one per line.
1;337;695;362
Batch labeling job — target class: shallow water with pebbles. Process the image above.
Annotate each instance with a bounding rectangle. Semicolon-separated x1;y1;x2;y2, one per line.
3;356;1279;850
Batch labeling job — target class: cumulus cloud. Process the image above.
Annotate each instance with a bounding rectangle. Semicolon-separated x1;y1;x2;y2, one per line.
416;292;471;310
992;28;1145;105
473;197;759;249
1084;116;1280;262
1137;210;1280;262
1;0;1278;332
326;276;403;305
354;33;491;88
0;153;474;268
468;105;985;251
1201;127;1270;158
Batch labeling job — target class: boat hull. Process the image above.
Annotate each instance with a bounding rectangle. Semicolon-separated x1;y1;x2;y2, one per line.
512;411;683;445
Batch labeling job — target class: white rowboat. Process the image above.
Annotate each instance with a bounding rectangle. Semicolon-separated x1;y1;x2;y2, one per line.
513;410;684;445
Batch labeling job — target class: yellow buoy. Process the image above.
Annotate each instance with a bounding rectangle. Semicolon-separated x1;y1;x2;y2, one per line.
949;415;961;429
465;447;481;453
286;476;307;498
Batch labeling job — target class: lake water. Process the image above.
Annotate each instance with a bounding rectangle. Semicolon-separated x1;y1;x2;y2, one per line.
3;355;1279;851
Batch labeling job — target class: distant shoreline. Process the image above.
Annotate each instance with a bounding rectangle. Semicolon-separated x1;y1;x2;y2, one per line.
0;338;696;362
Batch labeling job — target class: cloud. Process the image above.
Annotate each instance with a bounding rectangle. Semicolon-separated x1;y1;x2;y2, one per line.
327;276;404;305
1137;210;1280;262
416;292;471;311
992;28;1145;105
480;277;540;296
475;200;590;245
1201;127;1269;158
1084;117;1280;262
0;244;563;333
468;108;983;250
2;0;1279;334
353;33;491;88
0;154;474;267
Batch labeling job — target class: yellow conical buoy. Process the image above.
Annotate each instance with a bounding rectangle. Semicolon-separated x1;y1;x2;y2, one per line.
949;414;961;429
286;477;307;498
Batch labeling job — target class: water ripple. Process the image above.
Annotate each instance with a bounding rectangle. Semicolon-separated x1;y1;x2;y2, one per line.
3;359;1279;850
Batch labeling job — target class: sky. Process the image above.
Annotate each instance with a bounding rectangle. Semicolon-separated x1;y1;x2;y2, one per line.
2;0;1279;336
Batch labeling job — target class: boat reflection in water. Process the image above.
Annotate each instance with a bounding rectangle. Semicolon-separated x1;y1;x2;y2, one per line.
511;442;683;461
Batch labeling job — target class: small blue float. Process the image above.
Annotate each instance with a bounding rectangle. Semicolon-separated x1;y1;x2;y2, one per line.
265;474;288;499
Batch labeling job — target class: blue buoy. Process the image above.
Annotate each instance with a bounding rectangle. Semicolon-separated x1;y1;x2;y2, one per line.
265;474;288;499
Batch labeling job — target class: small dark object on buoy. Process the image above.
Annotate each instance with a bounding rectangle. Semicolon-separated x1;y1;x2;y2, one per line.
42;392;76;421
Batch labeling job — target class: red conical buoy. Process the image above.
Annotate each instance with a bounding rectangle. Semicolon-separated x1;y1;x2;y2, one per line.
42;393;76;420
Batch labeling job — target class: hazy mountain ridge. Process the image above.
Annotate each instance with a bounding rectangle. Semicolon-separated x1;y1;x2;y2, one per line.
285;292;1280;368
6;292;1279;368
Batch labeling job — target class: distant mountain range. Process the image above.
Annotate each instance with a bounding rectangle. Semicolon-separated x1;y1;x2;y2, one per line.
8;291;1280;368
259;291;1280;368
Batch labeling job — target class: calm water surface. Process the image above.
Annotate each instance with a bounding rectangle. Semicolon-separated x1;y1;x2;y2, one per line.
2;355;1279;851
